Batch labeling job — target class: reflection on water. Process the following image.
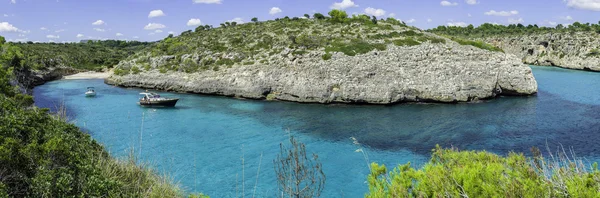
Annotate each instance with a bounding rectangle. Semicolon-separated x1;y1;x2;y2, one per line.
33;66;600;197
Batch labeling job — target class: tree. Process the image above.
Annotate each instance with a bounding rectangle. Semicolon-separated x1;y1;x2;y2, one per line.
225;22;231;26
274;136;325;198
328;9;348;23
304;14;310;19
195;26;205;32
251;17;258;23
371;16;377;24
0;36;5;45
313;13;326;20
220;23;226;28
231;22;237;26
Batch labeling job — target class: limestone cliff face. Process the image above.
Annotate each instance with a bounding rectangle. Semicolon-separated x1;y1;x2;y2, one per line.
480;32;600;71
106;41;537;104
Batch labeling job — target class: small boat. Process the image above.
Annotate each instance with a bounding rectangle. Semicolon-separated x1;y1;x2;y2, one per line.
85;87;96;97
139;92;179;107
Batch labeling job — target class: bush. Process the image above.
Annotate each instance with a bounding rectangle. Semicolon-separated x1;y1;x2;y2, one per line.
367;146;600;197
328;10;348;23
325;40;386;56
322;53;332;60
113;68;128;76
313;13;326;20
393;38;420;46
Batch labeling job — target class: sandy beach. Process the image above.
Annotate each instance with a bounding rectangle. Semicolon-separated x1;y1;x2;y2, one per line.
63;71;112;80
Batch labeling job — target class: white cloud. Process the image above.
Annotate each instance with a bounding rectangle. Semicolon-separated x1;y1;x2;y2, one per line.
155;29;163;33
3;14;8;17
133;36;139;39
565;0;600;11
93;28;106;32
76;34;84;38
405;18;416;23
546;21;558;26
364;7;386;17
10;0;15;4
508;18;524;24
427;18;432;22
269;7;282;15
465;0;478;5
55;29;65;33
468;13;472;17
447;22;468;27
187;18;202;26
227;17;244;24
330;0;358;10
148;10;166;18
0;22;19;32
388;13;396;17
92;20;105;25
168;31;175;34
40;27;47;30
144;23;166;30
116;33;123;36
46;35;60;39
441;1;458;6
485;10;519;16
17;34;24;37
192;0;222;4
561;15;574;21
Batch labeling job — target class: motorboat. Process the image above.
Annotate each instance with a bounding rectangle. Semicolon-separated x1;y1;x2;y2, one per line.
139;92;179;107
85;87;96;97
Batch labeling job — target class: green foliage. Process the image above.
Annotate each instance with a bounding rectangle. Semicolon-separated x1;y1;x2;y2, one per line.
393;38;420;46
450;37;504;52
428;22;600;38
251;17;258;23
292;50;308;56
586;48;600;57
131;66;141;74
325;40;386;56
113;68;128;76
368;146;600;198
13;40;151;70
313;13;326;20
328;10;348;23
322;53;332;60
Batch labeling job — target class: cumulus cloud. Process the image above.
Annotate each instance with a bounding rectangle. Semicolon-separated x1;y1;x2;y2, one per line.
0;22;19;32
3;14;8;17
168;31;175;34
133;36;139;39
508;18;524;24
269;7;282;15
484;10;519;16
365;7;386;17
561;15;574;20
76;34;84;38
46;35;60;39
40;27;47;30
388;13;396;17
116;33;123;36
405;18;416;23
465;0;478;4
227;17;244;24
447;22;468;27
187;18;202;26
144;23;166;30
565;0;600;11
10;0;15;4
92;20;105;25
441;1;458;6
427;18;433;22
93;28;105;32
330;0;358;10
148;10;166;18
55;29;65;33
193;0;222;4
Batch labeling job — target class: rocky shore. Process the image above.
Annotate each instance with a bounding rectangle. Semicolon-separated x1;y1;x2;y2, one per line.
481;32;600;71
106;42;537;104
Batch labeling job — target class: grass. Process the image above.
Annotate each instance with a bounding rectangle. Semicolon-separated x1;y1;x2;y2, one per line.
393;38;420;46
325;40;386;56
450;37;504;52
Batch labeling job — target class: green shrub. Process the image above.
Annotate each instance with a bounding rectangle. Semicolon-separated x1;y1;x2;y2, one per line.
292;50;308;56
322;53;332;60
131;66;141;74
325;40;385;56
393;38;420;46
159;68;168;73
450;37;504;52
328;10;348;23
243;61;255;65
113;68;128;76
367;146;600;198
586;49;600;57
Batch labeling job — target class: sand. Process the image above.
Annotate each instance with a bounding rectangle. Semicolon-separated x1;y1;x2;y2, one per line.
63;71;112;80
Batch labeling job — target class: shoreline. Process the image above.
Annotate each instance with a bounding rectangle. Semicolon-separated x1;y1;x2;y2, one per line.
63;71;112;80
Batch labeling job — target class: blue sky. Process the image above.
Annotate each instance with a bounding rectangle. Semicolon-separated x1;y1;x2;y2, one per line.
2;0;600;42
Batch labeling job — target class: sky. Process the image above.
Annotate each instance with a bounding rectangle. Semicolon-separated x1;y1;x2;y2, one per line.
2;0;600;43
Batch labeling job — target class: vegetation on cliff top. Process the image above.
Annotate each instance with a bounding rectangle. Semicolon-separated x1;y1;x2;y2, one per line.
114;10;451;75
11;40;152;71
428;22;600;38
1;36;206;197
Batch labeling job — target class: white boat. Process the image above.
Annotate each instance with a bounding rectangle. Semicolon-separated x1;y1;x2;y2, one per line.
85;87;96;97
139;92;179;107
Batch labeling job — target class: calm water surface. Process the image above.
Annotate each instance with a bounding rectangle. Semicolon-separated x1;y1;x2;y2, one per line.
34;66;600;197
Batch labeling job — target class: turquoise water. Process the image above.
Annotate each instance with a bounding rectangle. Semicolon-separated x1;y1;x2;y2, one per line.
34;66;600;197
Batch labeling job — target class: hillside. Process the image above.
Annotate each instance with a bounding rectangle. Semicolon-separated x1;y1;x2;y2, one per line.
107;11;538;104
429;23;600;71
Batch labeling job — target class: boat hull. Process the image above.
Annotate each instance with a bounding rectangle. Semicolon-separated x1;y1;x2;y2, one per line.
139;99;179;107
85;92;96;97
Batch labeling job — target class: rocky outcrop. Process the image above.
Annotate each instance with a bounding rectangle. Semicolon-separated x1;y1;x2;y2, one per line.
480;32;600;71
12;67;79;94
106;41;537;104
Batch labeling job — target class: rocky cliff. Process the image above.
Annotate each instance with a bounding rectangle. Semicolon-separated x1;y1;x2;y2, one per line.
480;32;600;71
106;17;537;104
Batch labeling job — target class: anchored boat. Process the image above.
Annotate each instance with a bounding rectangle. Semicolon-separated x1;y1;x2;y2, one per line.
139;92;179;107
85;87;96;97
